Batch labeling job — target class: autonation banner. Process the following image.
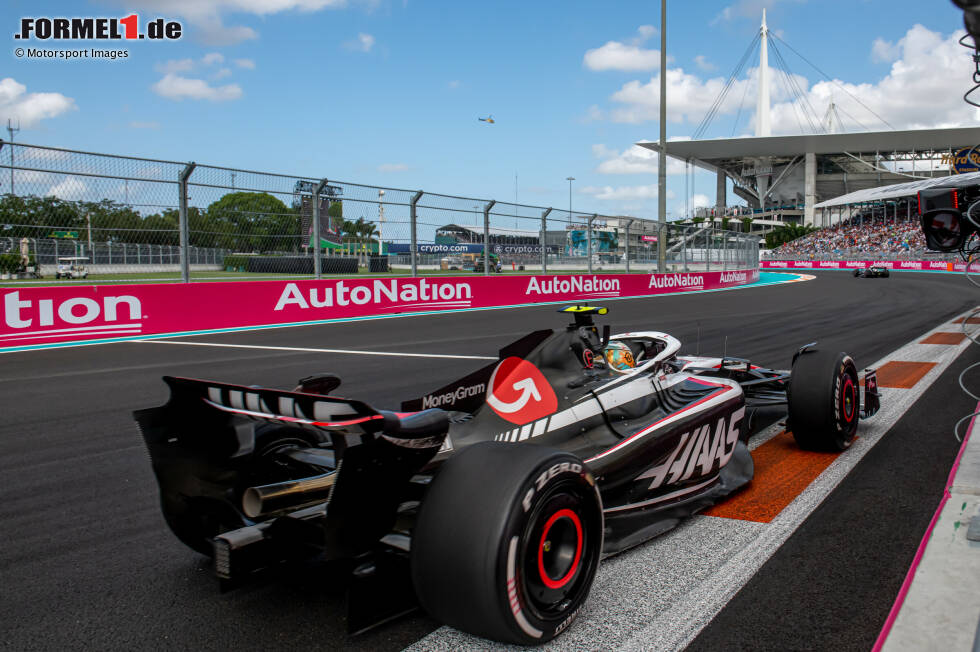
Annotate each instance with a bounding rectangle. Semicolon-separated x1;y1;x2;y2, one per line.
760;260;975;272
0;269;758;351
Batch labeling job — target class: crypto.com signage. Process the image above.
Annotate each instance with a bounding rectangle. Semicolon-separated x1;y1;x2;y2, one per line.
1;269;758;351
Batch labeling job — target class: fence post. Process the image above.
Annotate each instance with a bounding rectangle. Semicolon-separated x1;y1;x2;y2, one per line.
706;227;711;272
588;214;596;274
483;200;496;276
312;179;328;280
178;162;196;283
683;226;689;272
723;231;728;270
625;219;632;273
410;191;423;277
541;208;551;274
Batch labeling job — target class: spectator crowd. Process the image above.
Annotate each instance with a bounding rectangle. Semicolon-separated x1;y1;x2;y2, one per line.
770;218;926;260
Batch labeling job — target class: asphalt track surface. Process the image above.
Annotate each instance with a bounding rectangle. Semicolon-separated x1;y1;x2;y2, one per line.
0;270;975;651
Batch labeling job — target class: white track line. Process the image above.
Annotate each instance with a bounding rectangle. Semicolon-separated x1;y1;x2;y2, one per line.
139;339;497;361
409;311;977;652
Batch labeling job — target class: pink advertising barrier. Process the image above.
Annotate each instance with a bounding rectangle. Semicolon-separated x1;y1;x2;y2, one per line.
1;269;759;351
761;260;976;272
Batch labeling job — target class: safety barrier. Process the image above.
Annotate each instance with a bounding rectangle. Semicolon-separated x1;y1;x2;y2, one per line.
761;260;978;272
0;269;759;351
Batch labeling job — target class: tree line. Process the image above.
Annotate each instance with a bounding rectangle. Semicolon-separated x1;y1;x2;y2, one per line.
0;192;381;253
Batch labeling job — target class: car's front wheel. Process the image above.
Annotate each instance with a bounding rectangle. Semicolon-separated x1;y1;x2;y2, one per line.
411;442;603;645
788;349;860;451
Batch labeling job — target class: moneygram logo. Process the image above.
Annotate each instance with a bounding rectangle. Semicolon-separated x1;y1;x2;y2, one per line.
14;15;182;41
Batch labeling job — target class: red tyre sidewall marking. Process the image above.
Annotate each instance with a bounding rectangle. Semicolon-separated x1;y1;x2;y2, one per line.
537;508;583;590
842;376;855;423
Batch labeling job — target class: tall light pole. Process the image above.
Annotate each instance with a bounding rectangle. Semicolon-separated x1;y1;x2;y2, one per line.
566;175;575;218
657;0;667;273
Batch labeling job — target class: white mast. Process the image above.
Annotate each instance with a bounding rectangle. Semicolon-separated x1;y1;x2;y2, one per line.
756;9;771;137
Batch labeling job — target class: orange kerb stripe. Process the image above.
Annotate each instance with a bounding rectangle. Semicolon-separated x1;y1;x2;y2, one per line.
702;432;841;523
875;361;936;388
920;332;965;345
952;316;980;324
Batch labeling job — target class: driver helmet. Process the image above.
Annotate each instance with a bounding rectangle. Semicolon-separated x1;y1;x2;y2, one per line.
603;340;636;374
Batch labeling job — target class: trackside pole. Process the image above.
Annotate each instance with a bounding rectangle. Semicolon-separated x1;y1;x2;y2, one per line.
625;219;632;273
541;208;551;274
588;214;595;275
178;162;196;283
313;179;329;280
410;191;423;278
483;200;495;277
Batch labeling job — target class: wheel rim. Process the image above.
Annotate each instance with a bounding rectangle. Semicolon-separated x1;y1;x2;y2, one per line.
536;508;583;590
519;483;598;622
841;376;856;423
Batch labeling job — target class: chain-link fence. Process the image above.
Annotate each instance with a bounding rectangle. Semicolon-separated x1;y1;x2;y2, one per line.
0;140;760;282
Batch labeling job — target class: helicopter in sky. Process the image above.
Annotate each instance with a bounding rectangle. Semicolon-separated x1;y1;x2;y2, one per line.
478;115;495;124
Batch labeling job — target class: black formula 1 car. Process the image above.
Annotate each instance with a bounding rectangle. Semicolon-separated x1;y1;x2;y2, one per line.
854;265;890;278
135;306;880;645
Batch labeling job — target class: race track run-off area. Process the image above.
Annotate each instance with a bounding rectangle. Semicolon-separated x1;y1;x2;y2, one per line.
0;270;976;651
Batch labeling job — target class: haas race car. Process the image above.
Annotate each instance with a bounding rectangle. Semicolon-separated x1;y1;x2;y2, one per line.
135;306;880;645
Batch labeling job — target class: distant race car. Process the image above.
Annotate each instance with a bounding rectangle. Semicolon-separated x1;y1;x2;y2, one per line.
135;306;880;645
854;265;890;278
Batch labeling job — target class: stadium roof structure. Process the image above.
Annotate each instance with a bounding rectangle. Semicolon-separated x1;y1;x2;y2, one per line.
639;127;980;227
643;127;980;164
814;170;980;208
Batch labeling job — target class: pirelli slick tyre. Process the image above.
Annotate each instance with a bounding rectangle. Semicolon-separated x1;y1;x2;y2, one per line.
882;270;890;278
853;269;861;277
788;349;860;452
411;442;603;645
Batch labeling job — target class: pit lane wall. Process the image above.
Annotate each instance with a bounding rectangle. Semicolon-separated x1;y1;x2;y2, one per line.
761;260;973;272
0;269;758;351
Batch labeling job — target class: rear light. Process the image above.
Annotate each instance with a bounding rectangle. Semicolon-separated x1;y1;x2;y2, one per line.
953;190;959;210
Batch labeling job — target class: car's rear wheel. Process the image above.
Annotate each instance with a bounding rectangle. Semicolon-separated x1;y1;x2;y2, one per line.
411;442;603;645
788;349;860;451
853;269;861;277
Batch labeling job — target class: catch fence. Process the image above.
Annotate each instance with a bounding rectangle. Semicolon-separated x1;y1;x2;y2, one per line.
0;140;760;282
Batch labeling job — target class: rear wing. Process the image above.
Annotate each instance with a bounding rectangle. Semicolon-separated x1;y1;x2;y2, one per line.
160;376;384;437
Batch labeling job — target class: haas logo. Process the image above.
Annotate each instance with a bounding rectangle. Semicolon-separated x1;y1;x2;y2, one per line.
486;357;557;425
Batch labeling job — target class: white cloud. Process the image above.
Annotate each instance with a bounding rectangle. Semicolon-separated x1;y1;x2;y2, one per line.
694;55;715;71
212;67;233;80
676;193;712;215
713;0;805;24
448;80;460;89
128;121;161;129
202;52;225;66
592;143;688;175
584;25;665;72
377;163;408;172
151;74;243;102
46;177;87;201
155;58;195;74
594;25;980;133
580;184;675;201
234;58;256;69
345;32;375;52
871;37;901;64
0;78;75;129
109;0;347;45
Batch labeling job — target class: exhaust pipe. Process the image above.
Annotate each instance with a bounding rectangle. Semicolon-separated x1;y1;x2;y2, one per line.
242;472;337;519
